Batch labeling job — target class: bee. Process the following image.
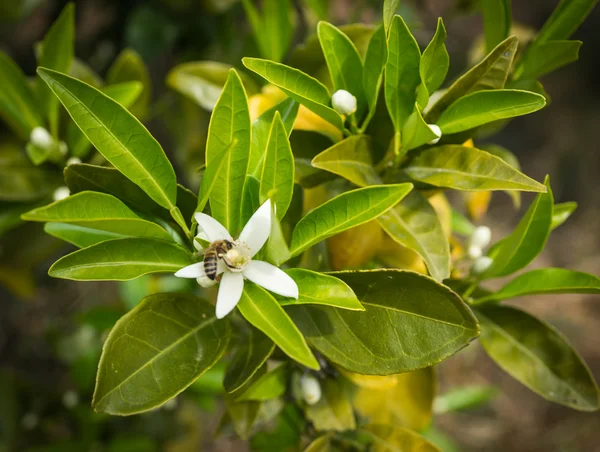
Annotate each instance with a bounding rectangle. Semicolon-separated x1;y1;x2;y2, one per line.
203;240;235;280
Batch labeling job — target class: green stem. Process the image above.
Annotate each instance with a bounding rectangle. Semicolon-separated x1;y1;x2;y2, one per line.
170;206;192;240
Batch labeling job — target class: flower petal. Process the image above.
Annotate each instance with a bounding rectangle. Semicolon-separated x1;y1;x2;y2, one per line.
243;260;298;299
215;271;245;319
174;262;205;279
239;199;271;256
194;212;232;242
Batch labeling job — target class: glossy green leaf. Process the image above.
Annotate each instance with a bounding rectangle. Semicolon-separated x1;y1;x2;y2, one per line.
383;0;400;33
420;18;449;94
480;143;522;208
378;191;450;282
205;69;251;234
318;21;366;117
0;52;44;139
305;379;356;432
362;25;387;129
265;212;292;266
484;178;553;277
240;175;261;229
311;135;381;187
517;40;582;79
36;3;74;135
476;305;599;411
551;201;577;230
48;238;192;281
385;15;421;143
363;425;440;451
404;145;546;192
238;283;319;370
22;191;173;242
242;58;344;130
92;292;230;415
426;36;518;122
277;269;364;310
437;90;546;134
286;270;479;375
402;107;440;151
196;139;235;215
290;184;413;257
44;222;128;248
242;0;294;63
259;112;294;220
482;0;511;52
536;0;599;43
106;48;151;119
476;268;600;303
223;325;275;393
37;68;178;210
236;363;288;402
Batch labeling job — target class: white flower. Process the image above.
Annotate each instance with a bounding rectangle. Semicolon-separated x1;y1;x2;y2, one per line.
30;127;53;150
331;89;357;115
469;226;492;249
427;124;442;145
175;199;298;319
66;157;81;166
467;245;483;260
53;186;70;201
300;374;322;405
472;256;493;274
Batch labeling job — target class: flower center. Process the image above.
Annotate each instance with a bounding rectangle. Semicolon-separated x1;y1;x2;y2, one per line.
222;241;251;272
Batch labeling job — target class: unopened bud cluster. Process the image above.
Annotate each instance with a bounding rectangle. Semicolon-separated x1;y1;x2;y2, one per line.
467;226;493;274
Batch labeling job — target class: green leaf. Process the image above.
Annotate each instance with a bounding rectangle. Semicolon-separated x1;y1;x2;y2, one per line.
236;363;288;402
402;107;440;151
482;0;511;52
259;112;294;220
450;209;476;236
286;270;479;375
536;0;599;43
476;268;600;303
289;184;413;257
238;283;319;370
240;175;261;228
205;69;251;234
362;424;440;451
92;292;230;415
22;191;173;242
0;52;44;139
484;177;553;277
437;89;546;134
426;36;518;122
362;25;387;129
166;61;259;111
383;0;400;33
276;269;364;310
476;305;599;411
318;21;366;117
404;145;547;192
434;385;498;413
106;48;151;119
224;397;261;440
480;143;522;208
242;58;344;130
36;3;74;135
223;325;275;393
551;201;577;230
196;139;235;215
44;222;128;248
385;15;421;144
516;40;582;79
37;68;178;210
378;191;450;282
305;379;356;431
265;213;292;266
48;238;192;281
311;135;381;187
420;18;449;94
242;0;294;63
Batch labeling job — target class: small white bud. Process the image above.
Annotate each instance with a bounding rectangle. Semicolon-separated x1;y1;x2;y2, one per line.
58;141;68;156
163;397;178;410
427;124;442;145
300;374;321;405
331;90;357;116
30;127;53;150
53;186;70;201
66;157;82;166
467;245;483;260
472;256;493;274
21;413;39;430
469;226;492;249
196;275;216;288
62;390;79;409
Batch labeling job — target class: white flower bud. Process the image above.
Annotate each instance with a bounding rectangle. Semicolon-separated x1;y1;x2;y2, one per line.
21;413;39;430
62;390;79;409
66;157;82;166
469;226;492;249
163;397;178;410
300;374;321;405
472;256;493;274
331;90;357;116
427;124;442;145
196;275;216;288
467;245;483;260
53;186;70;201
30;127;53;150
58;141;68;156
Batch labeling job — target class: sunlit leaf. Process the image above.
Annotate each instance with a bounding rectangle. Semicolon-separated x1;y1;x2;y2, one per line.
482;0;511;52
535;0;599;43
236;363;288;402
107;48;152;119
383;0;400;33
551;201;577;230
44;222;128;248
420;18;449;94
516;40;582;79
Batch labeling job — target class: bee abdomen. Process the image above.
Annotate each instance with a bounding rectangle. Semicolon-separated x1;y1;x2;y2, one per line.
204;252;218;280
